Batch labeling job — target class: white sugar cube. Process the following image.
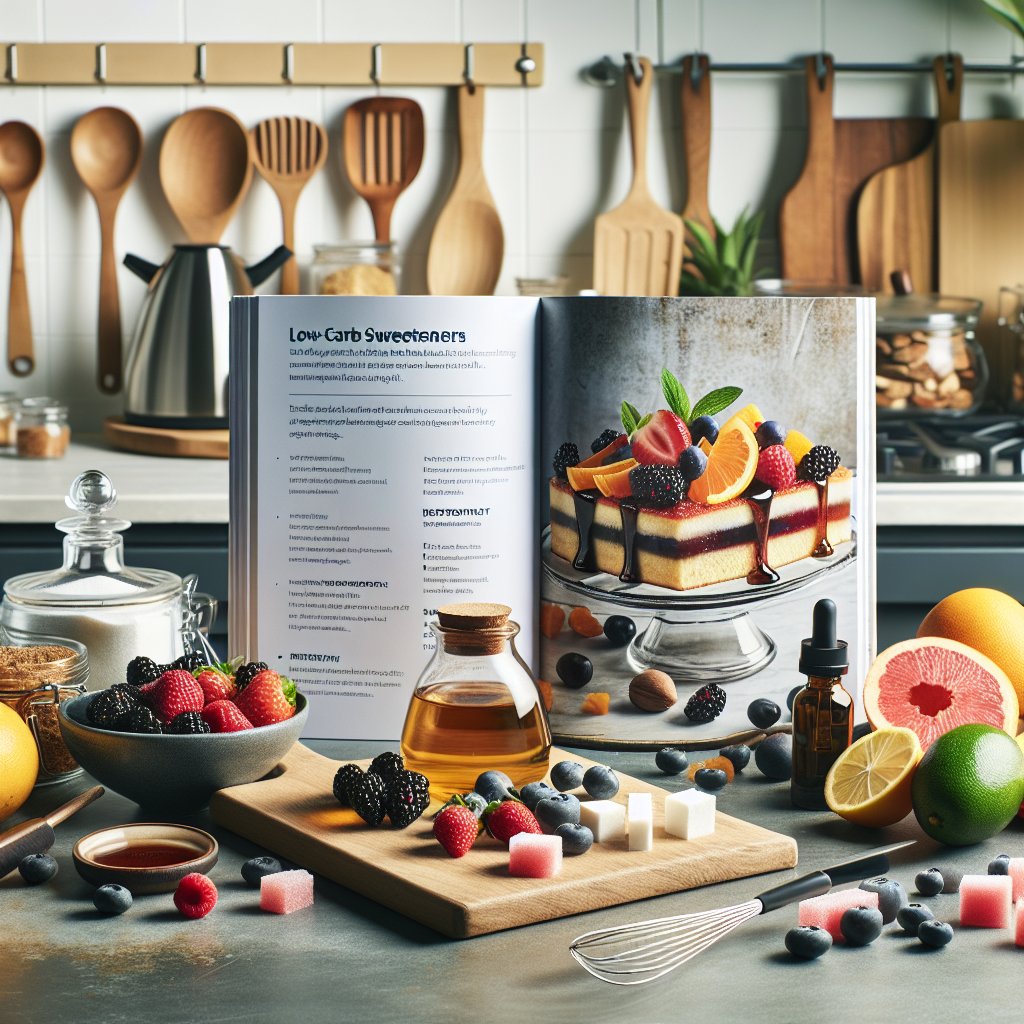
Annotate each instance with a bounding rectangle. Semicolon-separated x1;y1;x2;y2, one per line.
579;800;626;842
627;793;653;852
664;789;716;840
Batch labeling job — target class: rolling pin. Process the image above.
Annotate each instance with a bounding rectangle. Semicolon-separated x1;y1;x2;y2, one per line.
0;785;104;877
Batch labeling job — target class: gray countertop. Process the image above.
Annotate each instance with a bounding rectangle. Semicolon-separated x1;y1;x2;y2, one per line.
2;739;1019;1024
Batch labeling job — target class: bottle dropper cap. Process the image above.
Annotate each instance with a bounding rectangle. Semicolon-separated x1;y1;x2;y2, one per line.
798;598;849;676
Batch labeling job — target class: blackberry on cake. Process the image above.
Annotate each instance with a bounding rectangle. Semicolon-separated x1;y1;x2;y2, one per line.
590;429;622;454
552;442;580;480
629;465;687;508
798;445;841;482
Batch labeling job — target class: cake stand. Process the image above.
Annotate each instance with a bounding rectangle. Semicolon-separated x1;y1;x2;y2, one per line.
541;528;856;683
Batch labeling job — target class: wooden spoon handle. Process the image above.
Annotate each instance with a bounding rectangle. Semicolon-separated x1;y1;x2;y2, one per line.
803;54;835;179
456;85;486;176
680;54;712;233
934;53;963;126
625;57;654;199
278;191;300;295
7;198;33;377
97;204;122;392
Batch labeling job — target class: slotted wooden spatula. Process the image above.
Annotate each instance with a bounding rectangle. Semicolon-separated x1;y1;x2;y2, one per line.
594;57;683;296
343;97;424;245
252;116;328;295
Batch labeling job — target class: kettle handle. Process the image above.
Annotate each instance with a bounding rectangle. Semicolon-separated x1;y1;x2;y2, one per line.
246;245;293;289
123;253;161;283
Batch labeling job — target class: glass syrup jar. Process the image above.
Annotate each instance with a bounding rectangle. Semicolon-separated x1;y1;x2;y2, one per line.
400;603;551;799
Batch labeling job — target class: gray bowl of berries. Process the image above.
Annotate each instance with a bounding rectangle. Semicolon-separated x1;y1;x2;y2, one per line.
58;658;308;811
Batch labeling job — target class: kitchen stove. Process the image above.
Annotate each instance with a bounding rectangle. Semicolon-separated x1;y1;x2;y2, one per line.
877;414;1024;479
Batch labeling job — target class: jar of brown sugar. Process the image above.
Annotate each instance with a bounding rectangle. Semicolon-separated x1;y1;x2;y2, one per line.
16;397;70;458
0;391;17;449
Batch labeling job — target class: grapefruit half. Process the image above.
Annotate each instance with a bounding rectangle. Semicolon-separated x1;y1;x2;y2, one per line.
863;637;1019;752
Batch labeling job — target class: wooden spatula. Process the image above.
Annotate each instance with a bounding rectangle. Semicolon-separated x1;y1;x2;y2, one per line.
594;57;683;296
680;54;713;239
252;116;328;295
343;97;424;246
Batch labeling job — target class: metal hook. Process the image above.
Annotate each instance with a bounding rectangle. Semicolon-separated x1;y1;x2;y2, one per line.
6;43;17;83
624;52;643;85
463;42;475;93
515;43;536;82
283;42;294;84
196;42;207;84
371;43;382;85
582;54;620;88
813;51;831;89
687;52;707;90
95;43;107;83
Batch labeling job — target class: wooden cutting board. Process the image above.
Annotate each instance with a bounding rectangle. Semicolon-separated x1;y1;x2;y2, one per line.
210;743;797;939
938;118;1024;389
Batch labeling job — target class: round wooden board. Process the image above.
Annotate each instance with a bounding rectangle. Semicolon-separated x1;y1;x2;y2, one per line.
105;417;229;459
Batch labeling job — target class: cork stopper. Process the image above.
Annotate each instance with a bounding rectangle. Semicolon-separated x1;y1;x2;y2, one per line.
436;603;512;630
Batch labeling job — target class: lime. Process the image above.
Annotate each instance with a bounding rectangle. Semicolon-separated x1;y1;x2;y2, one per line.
911;723;1024;846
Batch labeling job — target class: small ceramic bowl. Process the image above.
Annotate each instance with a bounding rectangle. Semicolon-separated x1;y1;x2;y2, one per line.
73;822;218;894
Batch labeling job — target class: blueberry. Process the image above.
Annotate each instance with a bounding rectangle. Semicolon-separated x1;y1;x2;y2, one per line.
554;822;594;856
988;853;1011;875
534;793;581;832
655;748;689;775
550;760;584;792
93;883;133;915
556;652;593;689
859;877;908;924
917;920;954;949
520;781;555;811
461;792;488;818
676;445;708;481
690;415;719;446
753;733;792;780
694;768;727;792
915;868;944;897
786;685;801;712
785;925;832;960
474;770;515;803
241;855;283;887
747;697;781;729
839;905;883;946
18;853;58;885
582;764;619;799
755;420;787;448
719;744;751;773
897;903;935;936
852;721;872;742
603;615;637;648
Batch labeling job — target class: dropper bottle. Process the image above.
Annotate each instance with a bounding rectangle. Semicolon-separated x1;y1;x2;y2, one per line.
791;598;853;810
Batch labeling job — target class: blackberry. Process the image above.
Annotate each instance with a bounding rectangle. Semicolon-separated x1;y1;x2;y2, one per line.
121;706;163;734
86;688;138;730
368;751;405;781
166;711;210;735
126;656;161;686
683;683;727;724
110;683;144;704
333;763;365;807
235;661;269;691
590;428;621;454
552;442;580;479
349;772;387;826
175;652;206;672
798;444;841;482
629;465;686;508
385;769;431;828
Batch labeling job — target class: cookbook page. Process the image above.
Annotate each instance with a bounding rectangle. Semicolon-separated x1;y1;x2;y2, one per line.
231;295;539;740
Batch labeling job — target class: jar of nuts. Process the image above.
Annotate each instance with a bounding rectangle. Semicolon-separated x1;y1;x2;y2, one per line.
875;294;985;416
16;397;70;458
310;242;400;296
0;391;17;449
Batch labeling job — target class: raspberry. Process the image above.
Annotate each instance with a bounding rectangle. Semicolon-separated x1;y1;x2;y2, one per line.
629;464;686;507
755;444;796;491
385;769;431;828
173;873;218;919
799;445;841;482
368;751;405;781
126;656;161;686
166;711;211;734
552;442;580;479
332;763;365;807
590;428;622;454
683;683;727;724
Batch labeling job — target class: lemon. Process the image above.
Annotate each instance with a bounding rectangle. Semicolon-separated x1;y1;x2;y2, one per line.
0;703;39;824
824;726;922;828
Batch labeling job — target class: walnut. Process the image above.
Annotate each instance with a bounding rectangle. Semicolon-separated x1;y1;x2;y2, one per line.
628;670;677;713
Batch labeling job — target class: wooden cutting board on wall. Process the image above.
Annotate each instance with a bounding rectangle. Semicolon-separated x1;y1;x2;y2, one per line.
210;743;798;939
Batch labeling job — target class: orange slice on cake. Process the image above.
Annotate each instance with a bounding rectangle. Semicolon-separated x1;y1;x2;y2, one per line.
687;419;758;505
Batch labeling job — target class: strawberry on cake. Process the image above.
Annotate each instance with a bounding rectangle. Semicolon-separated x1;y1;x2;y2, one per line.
548;370;853;592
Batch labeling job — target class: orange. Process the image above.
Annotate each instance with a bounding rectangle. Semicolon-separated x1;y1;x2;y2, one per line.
593;464;636;498
566;457;636;491
784;428;814;464
731;403;764;433
0;703;38;824
687;419;758;505
918;588;1024;709
824;726;922;828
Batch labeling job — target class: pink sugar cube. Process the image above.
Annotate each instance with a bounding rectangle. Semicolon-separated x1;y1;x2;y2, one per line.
798;889;880;942
260;869;315;914
960;874;1013;928
1008;858;1024;903
1016;902;1024;948
509;833;562;878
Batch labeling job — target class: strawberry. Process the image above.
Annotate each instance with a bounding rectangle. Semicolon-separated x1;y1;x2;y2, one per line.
755;444;797;491
145;670;204;724
201;699;253;733
233;670;296;727
173;873;218;919
433;805;481;858
194;667;237;705
631;410;691;466
484;800;542;846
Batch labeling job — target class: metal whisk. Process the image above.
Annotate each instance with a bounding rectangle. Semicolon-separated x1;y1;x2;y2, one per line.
570;841;914;985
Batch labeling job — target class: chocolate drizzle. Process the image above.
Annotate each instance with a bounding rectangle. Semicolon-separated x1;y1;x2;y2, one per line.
618;500;640;583
745;486;780;585
811;478;833;558
570;489;599;571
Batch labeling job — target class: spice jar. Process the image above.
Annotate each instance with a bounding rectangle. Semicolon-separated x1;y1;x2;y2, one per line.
0;391;17;448
311;242;400;296
400;602;551;799
0;626;88;783
16;397;70;458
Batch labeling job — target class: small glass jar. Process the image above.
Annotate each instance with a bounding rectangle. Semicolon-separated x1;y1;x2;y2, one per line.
16;397;70;458
516;275;569;297
0;391;18;449
310;242;400;296
400;603;551;799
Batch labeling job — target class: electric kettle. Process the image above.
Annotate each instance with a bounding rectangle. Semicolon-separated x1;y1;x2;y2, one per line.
122;243;290;428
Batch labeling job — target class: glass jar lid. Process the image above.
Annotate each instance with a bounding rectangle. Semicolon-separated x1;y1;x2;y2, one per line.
18;396;68;423
2;469;182;607
312;241;399;259
875;293;982;330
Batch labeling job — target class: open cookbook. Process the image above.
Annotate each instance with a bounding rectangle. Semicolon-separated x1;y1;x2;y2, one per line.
230;295;875;745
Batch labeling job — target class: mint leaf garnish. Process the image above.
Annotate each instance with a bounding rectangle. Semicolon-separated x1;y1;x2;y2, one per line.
661;369;691;421
620;401;641;435
691;386;743;420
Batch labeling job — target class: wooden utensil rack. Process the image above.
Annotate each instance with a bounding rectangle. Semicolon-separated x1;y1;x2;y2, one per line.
3;41;543;87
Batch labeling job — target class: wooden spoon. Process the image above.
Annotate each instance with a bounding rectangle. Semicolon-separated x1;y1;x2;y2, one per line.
427;86;503;295
342;98;424;246
159;107;253;244
593;57;684;296
70;107;143;393
252;116;328;295
0;121;44;376
680;54;713;238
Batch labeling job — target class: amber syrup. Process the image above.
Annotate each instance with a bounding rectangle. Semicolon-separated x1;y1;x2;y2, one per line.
400;681;550;799
93;843;198;868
